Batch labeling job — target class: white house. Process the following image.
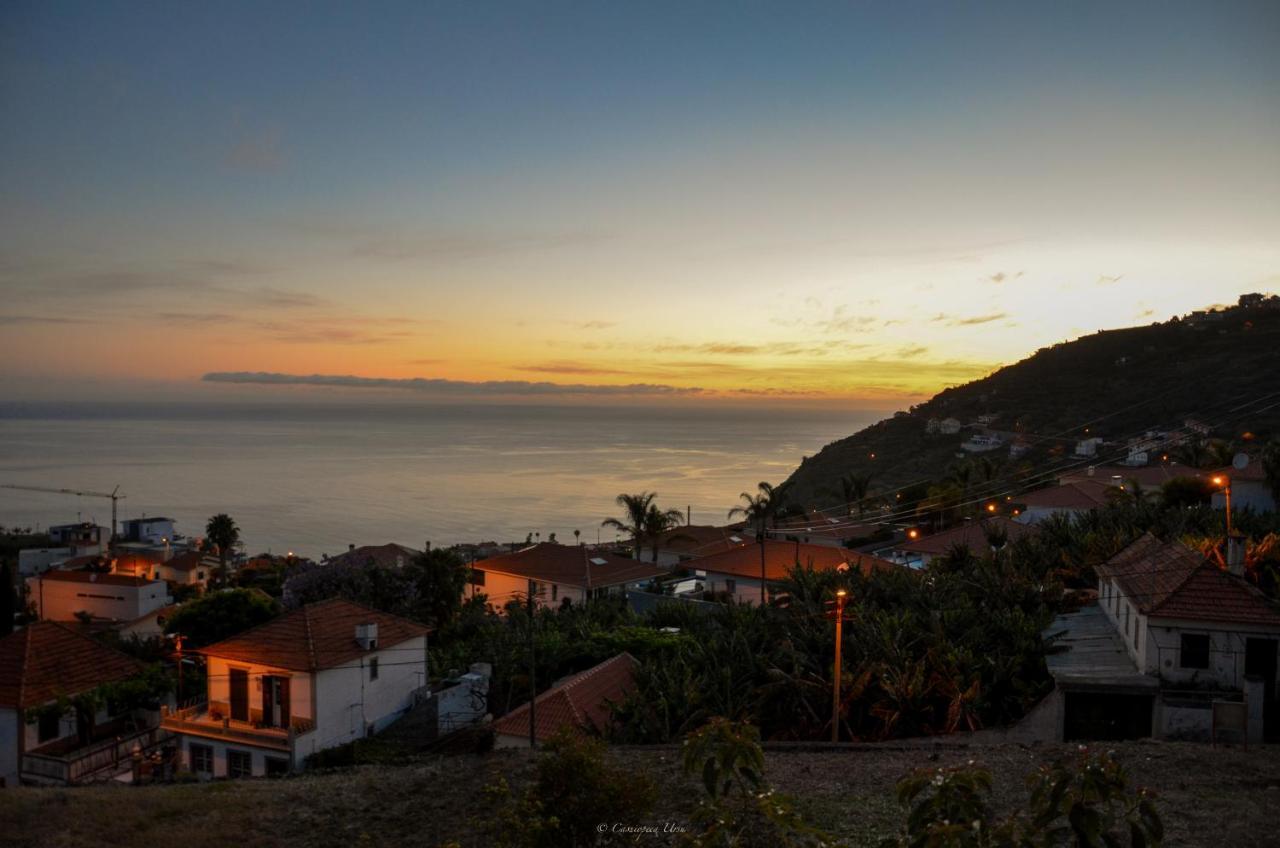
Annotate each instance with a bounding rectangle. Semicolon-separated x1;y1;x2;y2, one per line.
465;543;665;609
686;540;898;605
119;517;177;544
1013;479;1113;524
162;598;430;778
960;433;1005;453
876;517;1035;568
27;570;171;622
0;622;161;787
1074;437;1103;458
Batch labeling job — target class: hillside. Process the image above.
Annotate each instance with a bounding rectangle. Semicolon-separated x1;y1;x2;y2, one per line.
1;742;1277;847
784;295;1280;508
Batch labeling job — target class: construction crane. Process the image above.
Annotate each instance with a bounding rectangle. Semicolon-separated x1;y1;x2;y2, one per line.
0;484;124;543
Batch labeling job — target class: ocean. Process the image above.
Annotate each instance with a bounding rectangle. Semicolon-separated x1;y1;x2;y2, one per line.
0;401;873;559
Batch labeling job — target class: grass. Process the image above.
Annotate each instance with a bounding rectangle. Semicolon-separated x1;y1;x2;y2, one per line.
2;741;1278;847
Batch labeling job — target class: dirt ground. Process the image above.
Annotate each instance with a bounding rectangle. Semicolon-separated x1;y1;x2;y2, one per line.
1;740;1276;847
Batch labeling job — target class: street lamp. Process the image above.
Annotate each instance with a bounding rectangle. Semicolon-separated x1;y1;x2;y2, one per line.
1212;475;1232;536
831;588;848;743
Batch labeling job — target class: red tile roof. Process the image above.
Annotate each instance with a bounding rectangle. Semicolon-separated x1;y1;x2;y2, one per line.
1059;464;1201;488
1098;534;1280;626
327;543;420;569
161;551;220;573
690;539;897;581
199;598;431;671
475;543;665;590
0;622;144;709
1018;479;1114;510
652;525;750;558
491;653;637;742
897;517;1035;556
36;570;162;588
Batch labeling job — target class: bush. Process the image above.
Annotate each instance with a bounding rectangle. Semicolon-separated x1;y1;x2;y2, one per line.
480;729;657;848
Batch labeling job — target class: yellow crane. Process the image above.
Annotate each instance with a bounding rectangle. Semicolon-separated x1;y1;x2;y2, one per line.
0;484;124;543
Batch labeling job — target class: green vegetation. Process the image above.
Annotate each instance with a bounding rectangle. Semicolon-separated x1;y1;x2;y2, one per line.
163;587;279;648
204;512;241;583
603;491;686;561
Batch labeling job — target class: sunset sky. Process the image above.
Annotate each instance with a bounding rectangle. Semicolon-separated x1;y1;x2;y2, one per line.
2;1;1277;408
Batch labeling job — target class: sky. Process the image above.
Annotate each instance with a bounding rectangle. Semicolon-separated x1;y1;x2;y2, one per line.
2;1;1277;408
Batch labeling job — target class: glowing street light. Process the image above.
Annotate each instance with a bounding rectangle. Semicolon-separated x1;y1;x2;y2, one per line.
1212;475;1232;536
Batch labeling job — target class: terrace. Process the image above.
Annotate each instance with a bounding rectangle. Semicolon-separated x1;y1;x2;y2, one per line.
160;702;315;752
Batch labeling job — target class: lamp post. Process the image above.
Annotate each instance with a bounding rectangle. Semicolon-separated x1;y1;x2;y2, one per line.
1212;475;1232;536
831;588;847;743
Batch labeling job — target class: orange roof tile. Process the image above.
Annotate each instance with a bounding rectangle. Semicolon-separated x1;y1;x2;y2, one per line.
1099;534;1280;626
199;598;430;671
0;622;144;709
327;543;420;569
1017;479;1114;510
475;543;665;590
690;539;896;581
161;551;220;573
491;653;637;742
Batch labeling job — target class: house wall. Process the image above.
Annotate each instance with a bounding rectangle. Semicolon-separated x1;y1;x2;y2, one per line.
205;657;315;724
0;708;19;788
27;576;170;621
175;734;294;779
17;549;73;577
295;636;428;762
1017;505;1084;525
465;570;585;609
1211;481;1276;514
1143;619;1280;689
699;571;770;605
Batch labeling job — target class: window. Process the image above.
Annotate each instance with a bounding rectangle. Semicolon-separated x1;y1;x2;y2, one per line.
37;710;62;743
1180;634;1210;669
470;569;485;587
369;657;379;681
227;749;253;779
264;757;290;777
189;743;213;775
725;579;736;594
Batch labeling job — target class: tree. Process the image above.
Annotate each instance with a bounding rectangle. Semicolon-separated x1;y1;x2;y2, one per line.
728;482;788;533
840;472;874;517
404;547;471;628
164;588;278;648
643;503;688;563
1263;439;1280;502
0;559;14;636
603;492;661;560
204;513;241;582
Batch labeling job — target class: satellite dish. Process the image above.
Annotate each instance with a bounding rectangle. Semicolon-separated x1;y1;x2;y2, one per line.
1233;452;1249;470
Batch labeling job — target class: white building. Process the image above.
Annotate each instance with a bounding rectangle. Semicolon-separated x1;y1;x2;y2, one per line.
0;622;161;787
1074;437;1103;458
465;543;665;609
162;598;430;778
960;433;1005;453
27;570;171;622
119;517;177;545
1013;480;1113;525
926;417;963;435
1210;462;1276;515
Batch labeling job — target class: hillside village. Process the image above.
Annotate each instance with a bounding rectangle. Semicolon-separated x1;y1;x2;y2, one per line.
3;299;1280;845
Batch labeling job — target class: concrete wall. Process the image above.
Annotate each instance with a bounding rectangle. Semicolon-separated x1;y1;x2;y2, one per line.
1145;621;1280;689
206;657;315;724
1211;481;1276;514
28;575;169;621
176;735;293;779
700;571;769;605
17;549;73;577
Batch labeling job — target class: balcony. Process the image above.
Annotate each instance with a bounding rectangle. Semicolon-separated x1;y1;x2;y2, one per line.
160;702;315;752
21;719;167;786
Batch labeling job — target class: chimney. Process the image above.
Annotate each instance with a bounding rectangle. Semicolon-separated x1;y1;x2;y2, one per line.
424;540;431;552
1227;534;1246;577
355;622;379;651
349;543;356;552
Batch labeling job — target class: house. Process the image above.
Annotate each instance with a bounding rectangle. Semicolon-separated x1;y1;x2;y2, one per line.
1074;437;1103;458
0;622;164;787
27;570;171;623
1058;464;1199;490
767;520;885;549
877;517;1035;568
161;598;430;778
648;525;749;567
960;433;1005;453
155;551;219;590
1008;438;1031;460
119;517;176;545
1210;461;1276;514
1042;534;1280;742
926;417;962;435
326;542;421;569
465;543;666;608
490;653;637;748
686;540;897;605
1013;479;1114;524
16;524;109;577
47;523;110;547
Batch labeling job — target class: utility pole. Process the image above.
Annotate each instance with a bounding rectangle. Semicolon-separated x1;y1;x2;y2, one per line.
758;529;767;605
174;635;184;702
831;589;847;743
527;583;537;749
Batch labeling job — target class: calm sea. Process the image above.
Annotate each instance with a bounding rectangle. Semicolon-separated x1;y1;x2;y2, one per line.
0;402;873;559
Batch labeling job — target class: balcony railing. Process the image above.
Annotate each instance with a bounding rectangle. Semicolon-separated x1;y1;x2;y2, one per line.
160;703;315;752
21;724;167;785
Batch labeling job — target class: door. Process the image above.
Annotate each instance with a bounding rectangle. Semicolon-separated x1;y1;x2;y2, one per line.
229;668;249;722
260;675;291;729
1244;638;1278;740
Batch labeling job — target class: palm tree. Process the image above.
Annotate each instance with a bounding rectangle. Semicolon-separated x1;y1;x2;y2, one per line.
603;492;660;560
839;472;874;517
204;513;240;582
642;503;689;564
728;481;788;534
